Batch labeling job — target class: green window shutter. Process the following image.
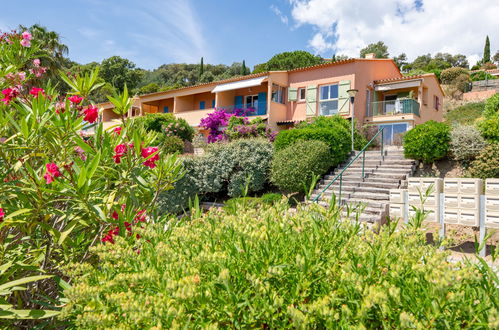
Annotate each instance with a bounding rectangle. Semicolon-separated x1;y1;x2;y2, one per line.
306;85;317;116
338;80;351;114
288;87;297;101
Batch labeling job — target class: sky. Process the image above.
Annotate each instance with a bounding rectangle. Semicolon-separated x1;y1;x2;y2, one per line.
1;0;498;70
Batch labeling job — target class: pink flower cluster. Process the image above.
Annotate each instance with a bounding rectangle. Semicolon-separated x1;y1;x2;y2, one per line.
114;126;122;135
5;71;26;84
0;208;4;222
102;205;147;244
20;31;31;47
113;143;160;169
30;87;45;98
30;59;47;78
1;87;19;105
68;95;83;104
43;163;61;184
83;105;98;123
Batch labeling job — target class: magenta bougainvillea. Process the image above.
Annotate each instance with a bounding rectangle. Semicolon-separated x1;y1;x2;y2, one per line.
199;107;255;143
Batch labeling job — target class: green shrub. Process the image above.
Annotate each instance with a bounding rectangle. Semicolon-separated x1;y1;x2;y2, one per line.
260;192;283;204
274;128;349;167
403;121;451;163
297;116;368;150
160;135;184;154
470;71;498;81
271;140;332;193
449;125;486;164
444;102;484;125
440;67;469;84
484;93;499;118
466;143;499;179
478;116;499;143
158;139;274;213
131;113;194;142
62;203;499;328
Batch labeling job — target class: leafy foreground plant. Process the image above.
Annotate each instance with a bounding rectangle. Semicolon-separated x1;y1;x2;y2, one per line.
62;201;498;328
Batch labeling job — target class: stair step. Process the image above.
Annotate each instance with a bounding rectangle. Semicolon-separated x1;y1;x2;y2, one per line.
368;173;408;180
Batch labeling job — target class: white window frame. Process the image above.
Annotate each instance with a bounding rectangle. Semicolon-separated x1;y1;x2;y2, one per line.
319;83;339;115
298;87;306;101
271;84;285;104
245;94;258;110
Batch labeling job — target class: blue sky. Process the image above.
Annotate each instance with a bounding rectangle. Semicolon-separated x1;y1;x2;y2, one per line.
1;0;498;69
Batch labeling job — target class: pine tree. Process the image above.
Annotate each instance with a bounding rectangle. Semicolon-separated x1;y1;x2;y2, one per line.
199;57;204;77
241;60;247;75
483;36;491;63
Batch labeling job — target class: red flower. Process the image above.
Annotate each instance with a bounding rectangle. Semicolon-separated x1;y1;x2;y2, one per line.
29;87;45;98
114;126;122;135
101;227;119;244
113;144;127;164
43;163;61;184
134;210;146;223
1;87;19;105
83;105;99;123
112;210;119;220
141;147;159;168
0;208;4;222
68;95;84;104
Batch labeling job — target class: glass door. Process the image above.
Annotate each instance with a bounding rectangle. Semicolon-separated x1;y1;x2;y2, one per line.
245;95;258;112
378;123;408;145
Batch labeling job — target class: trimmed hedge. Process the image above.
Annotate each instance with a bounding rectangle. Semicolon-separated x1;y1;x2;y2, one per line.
274;128;350;167
271;140;332;193
403;121;451;163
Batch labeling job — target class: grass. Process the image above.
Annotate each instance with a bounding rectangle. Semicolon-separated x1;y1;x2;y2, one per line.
444;101;485;126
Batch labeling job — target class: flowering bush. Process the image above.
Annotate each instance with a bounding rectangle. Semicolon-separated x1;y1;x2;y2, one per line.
0;30;182;323
61;201;499;328
131;113;194;142
199;107;256;143
225;116;277;142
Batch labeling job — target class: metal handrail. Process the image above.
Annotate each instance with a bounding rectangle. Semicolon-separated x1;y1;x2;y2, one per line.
312;128;385;203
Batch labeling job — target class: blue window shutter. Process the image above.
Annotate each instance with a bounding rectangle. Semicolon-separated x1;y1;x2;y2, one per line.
212;99;215;108
257;92;267;115
163;106;168;113
199;101;205;110
235;95;243;109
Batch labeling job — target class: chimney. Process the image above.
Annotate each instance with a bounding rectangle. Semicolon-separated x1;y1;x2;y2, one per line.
365;53;376;59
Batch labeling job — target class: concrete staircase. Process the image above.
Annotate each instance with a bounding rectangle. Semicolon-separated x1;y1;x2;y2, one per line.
310;147;417;225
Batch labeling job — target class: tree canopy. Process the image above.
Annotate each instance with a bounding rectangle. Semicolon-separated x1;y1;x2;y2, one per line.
253;51;323;73
360;41;389;59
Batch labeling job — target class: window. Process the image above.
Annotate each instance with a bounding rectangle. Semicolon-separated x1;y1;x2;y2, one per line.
163;106;168;113
271;84;285;104
434;95;440;110
212;99;215;108
298;87;306;101
245;95;258;111
199;101;205;110
319;83;339;115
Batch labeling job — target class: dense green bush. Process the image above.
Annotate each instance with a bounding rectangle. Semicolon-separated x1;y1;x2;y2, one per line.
158;139;274;213
297;116;369;150
271;140;332;193
484;93;499;118
440;67;469;84
478;116;499;143
131;113;194;142
61;202;499;328
274;128;349;167
160;135;184;154
449;125;487;164
403;121;451;163
467;143;499;179
470;71;498;81
444;102;484;125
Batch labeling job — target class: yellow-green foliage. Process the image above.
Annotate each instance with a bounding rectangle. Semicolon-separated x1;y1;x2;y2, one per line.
61;201;498;328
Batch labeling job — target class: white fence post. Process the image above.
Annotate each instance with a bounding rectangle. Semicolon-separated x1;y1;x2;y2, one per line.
439;192;445;250
479;195;486;258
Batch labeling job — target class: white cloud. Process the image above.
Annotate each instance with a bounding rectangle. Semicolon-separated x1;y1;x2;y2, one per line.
270;5;289;25
286;0;499;65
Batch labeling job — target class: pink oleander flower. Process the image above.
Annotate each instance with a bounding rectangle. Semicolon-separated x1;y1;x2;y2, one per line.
113;144;127;164
29;87;45;98
55;101;65;114
18;72;26;81
141;147;159;168
30;66;47;78
44;163;61;184
68;95;83;104
83;105;98;123
33;58;41;67
0;208;4;222
114;126;122;135
74;146;86;161
20;39;30;47
134;210;146;223
1;87;19;105
22;31;32;40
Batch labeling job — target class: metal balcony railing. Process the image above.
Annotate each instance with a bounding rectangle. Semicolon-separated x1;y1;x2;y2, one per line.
368;98;420;117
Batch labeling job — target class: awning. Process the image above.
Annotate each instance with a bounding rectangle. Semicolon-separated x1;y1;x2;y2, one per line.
375;79;421;91
212;76;267;93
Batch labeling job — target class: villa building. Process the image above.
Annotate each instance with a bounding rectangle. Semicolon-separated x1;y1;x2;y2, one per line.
100;56;444;145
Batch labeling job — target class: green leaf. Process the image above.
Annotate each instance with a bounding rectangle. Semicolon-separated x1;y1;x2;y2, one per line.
86;152;101;180
0;309;60;319
4;209;31;220
77;167;87;189
0;275;52;292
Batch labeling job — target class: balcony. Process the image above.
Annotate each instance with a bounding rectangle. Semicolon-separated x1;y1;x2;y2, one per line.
368;98;420;117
